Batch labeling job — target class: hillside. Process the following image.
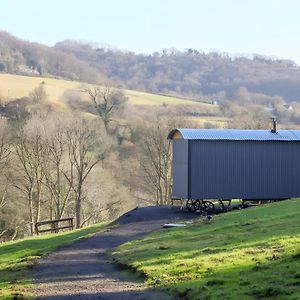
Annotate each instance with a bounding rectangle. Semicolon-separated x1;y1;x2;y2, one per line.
0;31;103;83
2;31;300;106
113;199;300;299
56;40;300;103
0;73;213;108
0;73;224;128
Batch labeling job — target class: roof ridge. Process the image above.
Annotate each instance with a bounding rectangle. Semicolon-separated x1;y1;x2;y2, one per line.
168;128;300;141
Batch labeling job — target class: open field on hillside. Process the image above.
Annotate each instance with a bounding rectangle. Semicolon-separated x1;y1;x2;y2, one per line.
186;115;231;128
0;74;78;106
113;199;300;300
0;222;108;300
0;74;216;109
125;89;213;107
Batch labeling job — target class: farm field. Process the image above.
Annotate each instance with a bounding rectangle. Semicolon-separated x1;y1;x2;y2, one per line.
0;222;108;299
113;199;300;300
0;74;215;108
186;115;230;128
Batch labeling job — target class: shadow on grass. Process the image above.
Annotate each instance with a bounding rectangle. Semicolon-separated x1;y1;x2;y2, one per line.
162;251;300;300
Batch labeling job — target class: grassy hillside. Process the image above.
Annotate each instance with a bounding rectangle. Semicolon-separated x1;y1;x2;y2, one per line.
0;74;216;108
0;222;108;300
113;200;300;300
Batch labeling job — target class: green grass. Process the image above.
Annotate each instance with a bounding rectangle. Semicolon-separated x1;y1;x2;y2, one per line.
0;222;108;299
112;200;300;300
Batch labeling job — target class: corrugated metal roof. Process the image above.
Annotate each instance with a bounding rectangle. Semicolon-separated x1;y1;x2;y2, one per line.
168;128;300;141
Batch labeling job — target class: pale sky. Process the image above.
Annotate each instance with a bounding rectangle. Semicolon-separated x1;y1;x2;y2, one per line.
1;0;300;63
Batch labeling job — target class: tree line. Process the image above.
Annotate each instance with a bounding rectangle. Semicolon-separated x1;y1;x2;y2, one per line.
0;31;103;83
0;84;177;242
0;113;107;237
54;41;300;103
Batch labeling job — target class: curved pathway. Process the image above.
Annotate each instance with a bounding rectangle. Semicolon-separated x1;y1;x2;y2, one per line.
32;206;198;300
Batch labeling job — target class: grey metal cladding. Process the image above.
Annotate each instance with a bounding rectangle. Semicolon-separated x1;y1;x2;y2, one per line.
172;140;188;199
171;128;300;141
189;140;300;199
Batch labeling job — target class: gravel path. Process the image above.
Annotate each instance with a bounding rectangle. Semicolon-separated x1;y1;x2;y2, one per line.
32;206;198;300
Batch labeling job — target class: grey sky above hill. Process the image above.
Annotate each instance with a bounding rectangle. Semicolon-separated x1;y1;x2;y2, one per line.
1;0;300;64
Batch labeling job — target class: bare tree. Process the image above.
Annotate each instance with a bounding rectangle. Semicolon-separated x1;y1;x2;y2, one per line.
64;118;104;228
0;119;10;165
136;117;199;206
138;119;172;205
42;117;73;220
0;120;11;236
0;120;31;241
228;107;270;129
29;83;48;104
12;118;47;235
84;86;127;134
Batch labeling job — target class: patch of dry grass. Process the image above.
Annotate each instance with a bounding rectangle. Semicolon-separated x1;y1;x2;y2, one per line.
0;74;216;109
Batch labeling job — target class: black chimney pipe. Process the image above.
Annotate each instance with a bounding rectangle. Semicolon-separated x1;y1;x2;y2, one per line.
271;117;277;133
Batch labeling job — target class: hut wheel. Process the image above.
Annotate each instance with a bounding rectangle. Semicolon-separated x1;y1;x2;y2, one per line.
201;200;215;212
193;200;202;212
186;199;195;211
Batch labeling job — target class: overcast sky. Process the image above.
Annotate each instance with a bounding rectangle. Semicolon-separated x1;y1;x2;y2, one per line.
1;0;300;63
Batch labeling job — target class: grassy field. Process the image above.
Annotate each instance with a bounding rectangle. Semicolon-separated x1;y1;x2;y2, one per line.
0;74;215;108
186;116;231;128
112;200;300;300
0;222;108;300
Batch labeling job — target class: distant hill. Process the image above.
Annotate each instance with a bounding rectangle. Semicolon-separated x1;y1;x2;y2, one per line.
54;40;300;103
2;31;300;104
0;31;105;83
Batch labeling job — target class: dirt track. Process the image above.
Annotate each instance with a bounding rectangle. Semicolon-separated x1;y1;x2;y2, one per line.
32;206;199;300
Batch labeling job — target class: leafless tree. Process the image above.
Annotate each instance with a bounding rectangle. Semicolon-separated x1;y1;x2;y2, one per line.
0;120;30;241
136;117;198;206
29;83;48;104
0;120;10;234
0;119;10;165
64;118;105;228
138;119;172;205
12;118;47;235
228;107;270;129
42;117;73;220
84;86;127;134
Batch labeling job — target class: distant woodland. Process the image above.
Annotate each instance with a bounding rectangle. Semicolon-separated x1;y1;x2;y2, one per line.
2;31;300;104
